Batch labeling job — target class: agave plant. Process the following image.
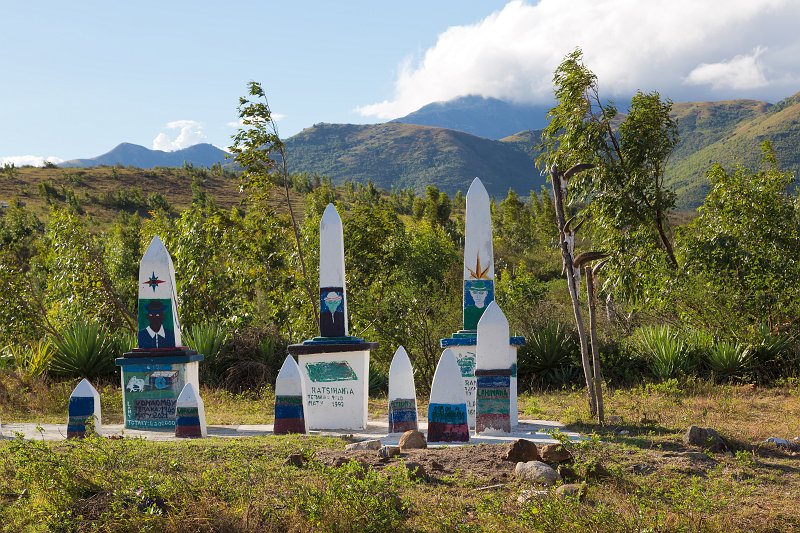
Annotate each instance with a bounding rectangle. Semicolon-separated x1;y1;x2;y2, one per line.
706;341;751;382
519;322;579;387
2;340;56;378
630;325;690;381
50;321;116;379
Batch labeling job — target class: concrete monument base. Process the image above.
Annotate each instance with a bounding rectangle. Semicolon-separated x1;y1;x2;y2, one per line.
288;337;377;431
115;349;203;430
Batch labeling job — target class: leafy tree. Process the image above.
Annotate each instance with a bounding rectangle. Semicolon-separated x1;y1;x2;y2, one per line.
677;142;800;334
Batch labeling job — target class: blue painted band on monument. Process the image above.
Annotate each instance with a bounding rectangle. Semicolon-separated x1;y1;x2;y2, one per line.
68;396;94;416
389;409;417;423
115;354;204;366
275;404;304;419
476;375;511;388
176;416;201;426
440;335;526;347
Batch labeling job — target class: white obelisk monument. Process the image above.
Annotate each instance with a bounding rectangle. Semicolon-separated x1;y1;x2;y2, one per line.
439;178;524;428
288;204;376;430
115;235;203;430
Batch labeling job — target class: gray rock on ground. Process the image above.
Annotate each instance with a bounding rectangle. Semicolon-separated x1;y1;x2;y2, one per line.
399;430;427;450
684;426;728;452
378;445;401;460
555;483;584;499
540;443;573;463
514;460;561;485
504;439;541;462
345;439;382;451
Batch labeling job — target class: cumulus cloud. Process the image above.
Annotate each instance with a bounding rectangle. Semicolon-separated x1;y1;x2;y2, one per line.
358;0;800;119
685;47;769;90
1;155;63;167
152;120;207;151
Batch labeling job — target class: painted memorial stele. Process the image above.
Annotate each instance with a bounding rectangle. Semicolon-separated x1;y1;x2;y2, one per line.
288;204;376;430
475;301;513;435
67;378;101;439
175;382;207;438
440;178;524;429
274;355;306;435
136;235;181;350
427;348;470;443
388;346;418;434
115;235;203;430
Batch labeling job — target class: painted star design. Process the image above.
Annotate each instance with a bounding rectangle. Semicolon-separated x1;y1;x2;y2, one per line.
467;253;491;279
144;272;165;292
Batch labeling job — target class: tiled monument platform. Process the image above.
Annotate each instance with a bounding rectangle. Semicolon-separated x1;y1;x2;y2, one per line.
0;419;582;445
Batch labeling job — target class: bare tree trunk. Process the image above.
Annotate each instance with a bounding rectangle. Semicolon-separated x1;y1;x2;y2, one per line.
550;164;596;416
586;266;604;425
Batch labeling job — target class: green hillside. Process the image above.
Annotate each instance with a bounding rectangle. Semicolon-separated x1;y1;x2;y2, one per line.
283;122;546;196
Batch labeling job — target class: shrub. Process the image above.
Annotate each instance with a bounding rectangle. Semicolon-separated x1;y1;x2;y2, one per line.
49;322;116;378
519;321;580;388
217;326;286;391
1;340;56;378
184;322;229;384
630;325;690;381
746;323;794;381
706;341;751;382
368;363;388;395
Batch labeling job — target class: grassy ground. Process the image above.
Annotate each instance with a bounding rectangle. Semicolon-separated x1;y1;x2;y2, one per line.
2;373;800;531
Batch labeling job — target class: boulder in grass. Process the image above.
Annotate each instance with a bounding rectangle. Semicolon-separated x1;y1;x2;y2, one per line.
345;439;382;451
504;439;540;462
540;443;572;463
514;461;561;485
399;430;427;450
684;426;728;453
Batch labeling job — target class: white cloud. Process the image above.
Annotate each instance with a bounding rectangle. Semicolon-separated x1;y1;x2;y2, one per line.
358;0;800;119
1;155;63;167
685;47;769;90
152;120;207;151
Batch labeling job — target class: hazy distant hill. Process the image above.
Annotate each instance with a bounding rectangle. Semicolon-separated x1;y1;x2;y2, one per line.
284;122;545;196
392;95;551;139
667;93;800;207
60;142;230;168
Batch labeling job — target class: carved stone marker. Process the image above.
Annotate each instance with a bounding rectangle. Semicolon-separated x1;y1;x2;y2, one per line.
67;378;101;439
388;346;418;434
288;204;376;430
427;348;469;443
175;382;207;438
439;178;524;428
115;236;203;430
274;355;306;435
475;301;512;435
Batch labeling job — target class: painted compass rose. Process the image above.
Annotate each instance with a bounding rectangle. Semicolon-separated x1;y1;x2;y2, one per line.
144;272;165;292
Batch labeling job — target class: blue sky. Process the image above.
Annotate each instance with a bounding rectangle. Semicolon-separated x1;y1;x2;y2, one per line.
3;0;800;164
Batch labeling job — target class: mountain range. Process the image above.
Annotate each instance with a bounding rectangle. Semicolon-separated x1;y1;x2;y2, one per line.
59;92;800;207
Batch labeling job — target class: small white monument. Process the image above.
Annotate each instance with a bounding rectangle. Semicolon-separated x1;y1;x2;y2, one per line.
440;178;524;428
427;349;469;443
388;346;418;434
274;355;306;434
288;204;376;430
67;378;101;439
475;302;513;435
175;382;207;438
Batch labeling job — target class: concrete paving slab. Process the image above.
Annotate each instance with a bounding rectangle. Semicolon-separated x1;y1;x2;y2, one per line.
0;419;581;445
